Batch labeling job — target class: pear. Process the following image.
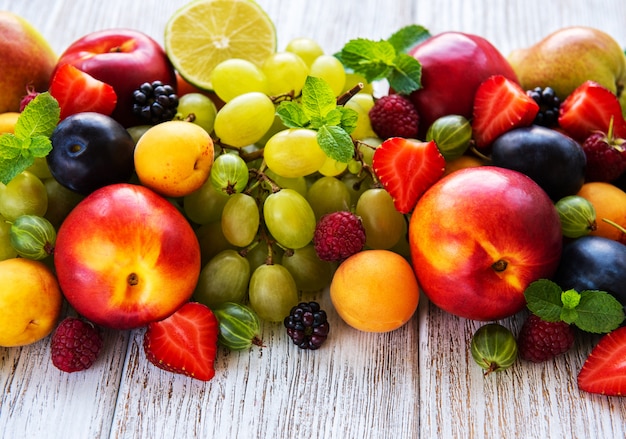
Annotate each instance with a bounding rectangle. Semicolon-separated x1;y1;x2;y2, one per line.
0;11;58;113
508;26;626;115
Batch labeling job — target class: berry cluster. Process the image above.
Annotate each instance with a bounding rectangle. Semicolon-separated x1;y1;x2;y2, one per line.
284;302;330;350
132;80;179;124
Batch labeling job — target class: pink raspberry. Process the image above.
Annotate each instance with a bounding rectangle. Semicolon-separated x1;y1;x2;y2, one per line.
368;94;420;139
517;314;575;363
51;317;103;373
313;211;366;262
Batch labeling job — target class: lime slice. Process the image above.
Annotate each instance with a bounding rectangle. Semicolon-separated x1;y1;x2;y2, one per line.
165;0;277;91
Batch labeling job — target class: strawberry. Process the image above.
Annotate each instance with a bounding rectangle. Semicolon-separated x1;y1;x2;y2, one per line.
143;302;219;381
372;138;445;214
558;80;626;142
49;63;117;121
577;325;626;397
472;74;539;149
581;116;626;182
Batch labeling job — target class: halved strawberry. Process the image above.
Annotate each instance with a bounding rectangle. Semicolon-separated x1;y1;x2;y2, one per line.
49;63;117;121
472;74;540;149
577;325;626;397
558;80;626;142
372;138;445;214
143;302;218;381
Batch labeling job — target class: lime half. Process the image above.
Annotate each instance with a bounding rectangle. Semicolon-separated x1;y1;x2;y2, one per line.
165;0;277;91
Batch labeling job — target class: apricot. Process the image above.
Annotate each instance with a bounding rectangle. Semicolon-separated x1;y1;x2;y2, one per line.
330;249;419;332
577;182;626;244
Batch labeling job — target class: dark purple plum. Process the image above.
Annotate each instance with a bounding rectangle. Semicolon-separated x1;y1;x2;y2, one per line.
48;112;135;195
552;235;626;310
490;125;586;201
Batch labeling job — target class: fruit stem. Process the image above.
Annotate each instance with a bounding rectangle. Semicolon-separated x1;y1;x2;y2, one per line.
251;336;265;348
468;144;492;162
492;259;508;272
336;82;364;106
602;217;626;235
484;361;499;376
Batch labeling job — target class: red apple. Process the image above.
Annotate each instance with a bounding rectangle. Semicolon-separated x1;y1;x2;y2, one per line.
408;166;562;321
54;183;200;329
52;29;177;127
408;32;519;138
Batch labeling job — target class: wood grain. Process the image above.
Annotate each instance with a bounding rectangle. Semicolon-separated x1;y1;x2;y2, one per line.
1;1;626;438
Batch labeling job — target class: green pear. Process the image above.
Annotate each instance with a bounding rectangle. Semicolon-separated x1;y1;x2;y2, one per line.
508;26;626;116
0;11;58;113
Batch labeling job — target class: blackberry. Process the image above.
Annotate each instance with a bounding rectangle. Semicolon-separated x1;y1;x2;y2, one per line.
526;86;561;127
132;80;179;124
284;301;330;350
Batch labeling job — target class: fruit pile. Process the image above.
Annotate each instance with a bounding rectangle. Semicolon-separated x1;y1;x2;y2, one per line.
1;0;626;395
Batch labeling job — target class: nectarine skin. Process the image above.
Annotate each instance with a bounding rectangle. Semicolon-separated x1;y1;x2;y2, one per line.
54;183;201;329
409;166;562;321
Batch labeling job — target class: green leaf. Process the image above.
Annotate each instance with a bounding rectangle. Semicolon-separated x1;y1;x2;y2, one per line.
0;154;34;185
276;101;310;128
574;290;625;333
387;53;423;94
0;134;22;160
560;307;578;325
561;289;581;309
29;136;53;158
336;106;358;134
322;108;343;127
524;279;563;322
14;92;60;139
301;76;336;120
316;125;354;163
340;39;396;82
387;24;431;54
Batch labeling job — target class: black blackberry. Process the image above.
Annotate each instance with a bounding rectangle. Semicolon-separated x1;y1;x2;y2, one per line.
132;81;179;124
284;301;330;350
526;86;561;127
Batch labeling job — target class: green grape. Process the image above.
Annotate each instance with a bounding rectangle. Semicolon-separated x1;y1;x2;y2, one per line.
194;249;251;308
210;152;249;195
0;215;17;261
309;54;346;96
256;114;288;147
0;171;48;222
342;172;373;207
318;155;348;177
263;188;316;249
262;51;309;96
307;176;352;220
43;177;84;229
195;220;236;266
221;193;260;247
183;179;230;225
356;188;405;249
264;128;327;178
210;58;270;102
214;91;275;147
282;244;333;292
285;37;324;67
9;214;56;260
358;137;381;166
426;115;472;161
263;168;308;198
347;158;362;175
248;263;299;322
126;125;151;143
176;92;218;134
344;93;376;140
26;157;52;180
244;240;283;273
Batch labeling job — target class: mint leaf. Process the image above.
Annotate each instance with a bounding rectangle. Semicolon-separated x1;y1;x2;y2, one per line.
14;92;60;139
321;108;343;127
0;134;32;185
337;106;358;134
340;39;396;82
276;101;309;128
29;135;53;158
574;290;625;333
387;24;430;54
561;289;581;310
301;76;336;121
387;53;423;94
0;134;22;160
317;125;354;163
524;279;563;322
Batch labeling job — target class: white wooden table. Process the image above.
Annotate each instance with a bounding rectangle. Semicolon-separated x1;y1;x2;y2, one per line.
1;1;626;438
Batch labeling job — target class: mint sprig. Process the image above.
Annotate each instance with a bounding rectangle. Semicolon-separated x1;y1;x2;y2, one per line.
338;25;430;94
0;92;60;185
524;279;625;334
276;76;357;163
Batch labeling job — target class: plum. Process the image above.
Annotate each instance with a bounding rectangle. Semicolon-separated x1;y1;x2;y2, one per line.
490;125;586;201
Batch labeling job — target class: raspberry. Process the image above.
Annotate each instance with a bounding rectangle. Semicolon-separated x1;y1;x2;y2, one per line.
368;94;419;139
19;84;40;112
132;80;179;124
581;129;626;182
517;314;575;362
313;211;366;262
50;317;103;373
284;301;330;350
526;86;560;127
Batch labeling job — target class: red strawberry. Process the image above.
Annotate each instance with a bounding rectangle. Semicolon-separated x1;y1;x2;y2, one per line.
558;80;626;142
577;325;626;397
472;74;540;149
143;302;219;381
49;63;117;121
372;138;445;214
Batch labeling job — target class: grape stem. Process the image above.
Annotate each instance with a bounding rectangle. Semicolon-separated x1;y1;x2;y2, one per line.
337;82;365;106
602;217;626;235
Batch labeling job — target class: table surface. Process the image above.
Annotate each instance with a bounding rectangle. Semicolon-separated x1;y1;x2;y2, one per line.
2;1;626;438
